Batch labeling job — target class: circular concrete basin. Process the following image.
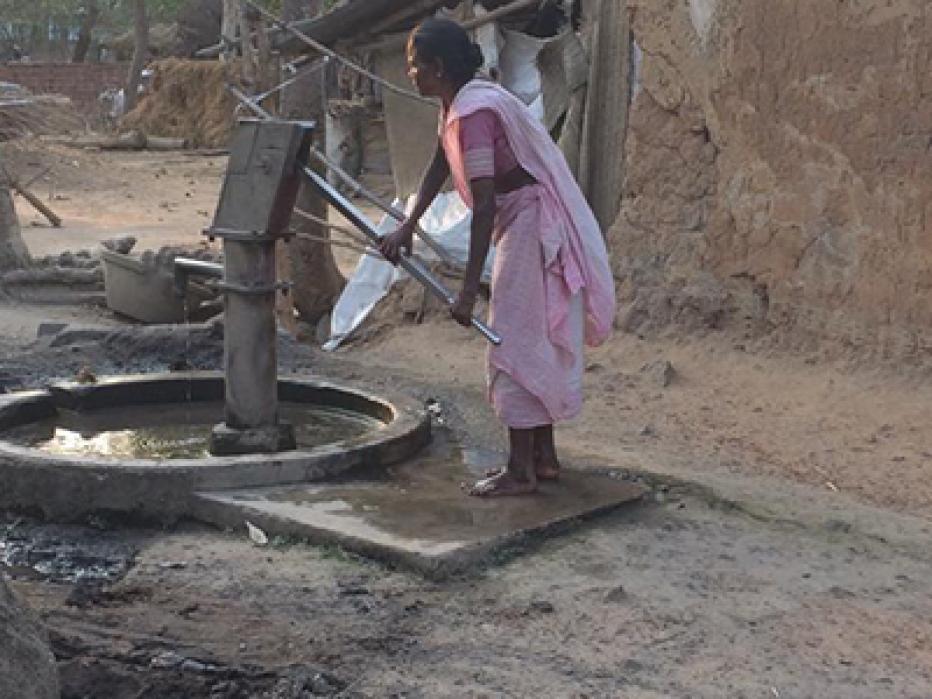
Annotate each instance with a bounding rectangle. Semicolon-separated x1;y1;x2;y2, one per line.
0;372;430;523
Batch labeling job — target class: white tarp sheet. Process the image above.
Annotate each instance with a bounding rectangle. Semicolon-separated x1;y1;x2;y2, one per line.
499;28;547;122
323;207;400;351
324;192;491;350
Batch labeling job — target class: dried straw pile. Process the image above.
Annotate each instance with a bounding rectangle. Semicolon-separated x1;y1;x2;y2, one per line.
0;83;87;141
122;58;241;148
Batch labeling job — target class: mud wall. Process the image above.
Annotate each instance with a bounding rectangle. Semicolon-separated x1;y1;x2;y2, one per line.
611;0;932;357
0;62;128;114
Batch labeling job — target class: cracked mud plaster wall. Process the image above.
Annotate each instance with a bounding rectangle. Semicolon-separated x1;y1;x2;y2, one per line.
610;0;932;357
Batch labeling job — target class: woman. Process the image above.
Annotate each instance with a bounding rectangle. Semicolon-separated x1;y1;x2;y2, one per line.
380;18;615;497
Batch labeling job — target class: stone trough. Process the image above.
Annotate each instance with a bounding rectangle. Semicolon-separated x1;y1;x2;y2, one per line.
0;372;430;523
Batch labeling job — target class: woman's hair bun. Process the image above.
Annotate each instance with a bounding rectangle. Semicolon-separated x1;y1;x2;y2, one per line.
410;18;486;82
468;42;485;72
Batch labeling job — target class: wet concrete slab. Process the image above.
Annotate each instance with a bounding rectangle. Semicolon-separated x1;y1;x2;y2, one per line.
192;435;645;577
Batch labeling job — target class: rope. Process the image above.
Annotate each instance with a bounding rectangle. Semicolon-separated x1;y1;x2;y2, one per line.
292;206;370;247
290;230;381;258
253;58;325;106
289;209;466;281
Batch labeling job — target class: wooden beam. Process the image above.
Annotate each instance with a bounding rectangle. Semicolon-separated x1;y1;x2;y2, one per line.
356;0;540;54
579;0;630;231
198;0;449;57
362;0;445;38
11;180;62;228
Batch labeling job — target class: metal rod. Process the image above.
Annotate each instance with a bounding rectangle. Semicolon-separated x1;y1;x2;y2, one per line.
228;84;273;119
304;148;464;272
252;63;318;106
300;164;502;346
173;257;223;297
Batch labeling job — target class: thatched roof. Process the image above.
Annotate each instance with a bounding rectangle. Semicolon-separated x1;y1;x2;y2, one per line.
273;0;562;53
274;0;454;53
197;0;558;58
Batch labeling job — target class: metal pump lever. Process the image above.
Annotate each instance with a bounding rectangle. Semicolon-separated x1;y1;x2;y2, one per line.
225;84;502;346
299;164;502;346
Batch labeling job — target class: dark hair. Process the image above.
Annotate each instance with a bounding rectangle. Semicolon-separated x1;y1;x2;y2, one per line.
409;18;484;84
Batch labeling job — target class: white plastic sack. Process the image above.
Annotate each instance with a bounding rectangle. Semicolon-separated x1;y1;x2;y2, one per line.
499;29;545;107
473;5;505;78
499;28;570;128
323;209;400;351
323;192;493;351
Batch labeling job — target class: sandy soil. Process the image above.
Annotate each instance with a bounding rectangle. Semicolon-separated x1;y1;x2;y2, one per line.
4;140;225;258
1;144;930;697
352;318;932;520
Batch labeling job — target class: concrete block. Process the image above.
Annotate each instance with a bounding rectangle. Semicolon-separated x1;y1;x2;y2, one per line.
101;249;209;324
36;322;68;338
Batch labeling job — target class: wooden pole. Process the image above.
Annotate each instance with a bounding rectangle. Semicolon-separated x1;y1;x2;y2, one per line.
579;0;630;231
10;180;62;228
220;0;241;62
124;0;149;114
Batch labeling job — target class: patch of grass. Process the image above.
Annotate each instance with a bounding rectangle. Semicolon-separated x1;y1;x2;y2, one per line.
269;534;309;549
317;542;352;562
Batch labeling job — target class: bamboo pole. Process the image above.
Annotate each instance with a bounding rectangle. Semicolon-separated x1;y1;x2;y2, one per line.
9;180;62;228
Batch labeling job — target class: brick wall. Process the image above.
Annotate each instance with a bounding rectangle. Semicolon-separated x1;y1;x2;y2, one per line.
0;63;129;114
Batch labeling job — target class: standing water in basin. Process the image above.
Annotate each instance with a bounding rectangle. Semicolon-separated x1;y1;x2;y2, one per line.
4;402;382;459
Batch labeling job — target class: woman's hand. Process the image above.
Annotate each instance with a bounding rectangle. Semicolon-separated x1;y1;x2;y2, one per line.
451;290;477;327
378;219;416;264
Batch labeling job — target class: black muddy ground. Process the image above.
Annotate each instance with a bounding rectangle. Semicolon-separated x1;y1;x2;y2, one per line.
4;484;932;698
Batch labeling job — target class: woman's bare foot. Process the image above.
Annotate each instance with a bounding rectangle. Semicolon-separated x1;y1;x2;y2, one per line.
467;427;538;496
466;469;537;497
533;425;561;481
533;454;561;481
483;456;560;482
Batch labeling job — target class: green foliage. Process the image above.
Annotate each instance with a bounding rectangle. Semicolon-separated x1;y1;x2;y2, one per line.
0;0;286;52
0;0;180;27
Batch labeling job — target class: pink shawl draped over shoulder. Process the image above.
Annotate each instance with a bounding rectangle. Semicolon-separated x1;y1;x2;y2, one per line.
442;79;616;347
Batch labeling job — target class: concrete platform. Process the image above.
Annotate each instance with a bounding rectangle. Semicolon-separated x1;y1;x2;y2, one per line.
192;435;645;578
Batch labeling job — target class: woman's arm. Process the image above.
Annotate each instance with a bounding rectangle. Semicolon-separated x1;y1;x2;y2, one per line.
451;176;495;326
379;142;450;263
409;141;451;226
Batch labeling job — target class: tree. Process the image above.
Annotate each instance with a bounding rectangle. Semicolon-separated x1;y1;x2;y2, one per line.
72;0;100;62
123;0;149;113
220;0;243;62
279;0;345;327
0;186;30;271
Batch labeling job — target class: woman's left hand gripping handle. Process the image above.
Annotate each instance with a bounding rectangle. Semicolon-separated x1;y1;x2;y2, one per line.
378;219;416;264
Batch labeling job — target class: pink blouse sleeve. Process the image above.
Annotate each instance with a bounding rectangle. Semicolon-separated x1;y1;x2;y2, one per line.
458;109;497;181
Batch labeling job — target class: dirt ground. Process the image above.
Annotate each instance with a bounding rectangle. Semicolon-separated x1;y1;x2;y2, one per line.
1;143;931;697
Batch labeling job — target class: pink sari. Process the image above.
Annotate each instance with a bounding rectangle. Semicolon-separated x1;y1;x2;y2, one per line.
441;80;616;427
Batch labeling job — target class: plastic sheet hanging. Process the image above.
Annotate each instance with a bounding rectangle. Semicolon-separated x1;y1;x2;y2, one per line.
323;192;493;351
